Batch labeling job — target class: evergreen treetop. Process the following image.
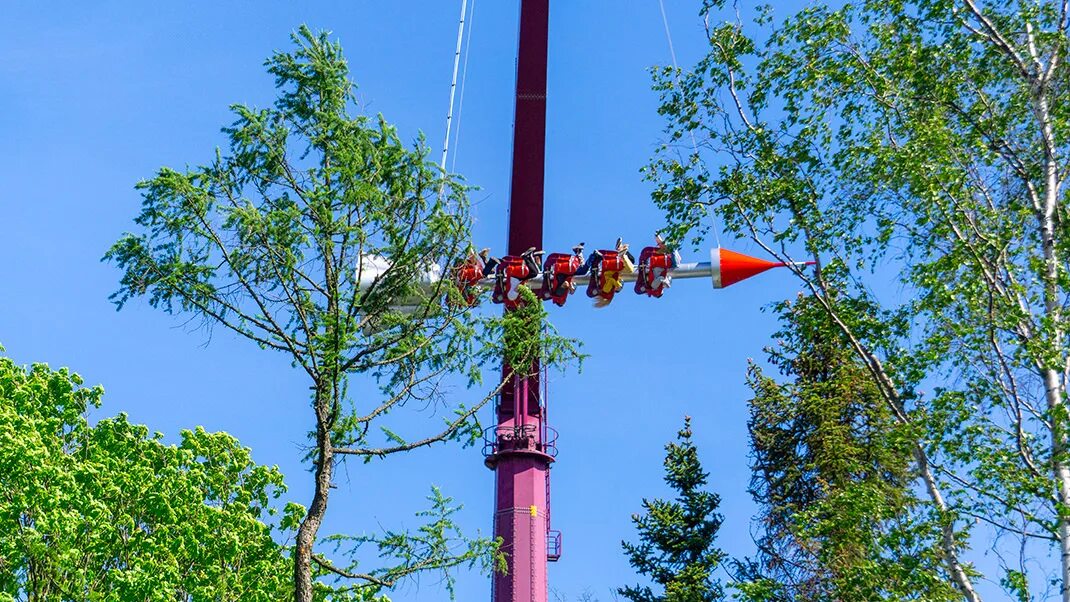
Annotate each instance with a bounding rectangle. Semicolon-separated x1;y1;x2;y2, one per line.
620;417;725;602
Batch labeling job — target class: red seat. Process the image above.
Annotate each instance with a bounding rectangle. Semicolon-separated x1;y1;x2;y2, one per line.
453;257;485;306
586;250;626;304
634;246;674;298
538;253;582;307
493;255;535;309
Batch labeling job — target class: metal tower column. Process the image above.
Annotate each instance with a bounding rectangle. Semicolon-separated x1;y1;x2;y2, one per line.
486;1;553;601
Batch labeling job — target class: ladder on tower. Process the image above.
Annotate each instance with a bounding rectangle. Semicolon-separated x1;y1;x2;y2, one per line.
547;468;561;562
543;365;561;562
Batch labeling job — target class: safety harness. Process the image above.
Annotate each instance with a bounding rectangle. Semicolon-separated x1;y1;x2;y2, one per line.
586;250;632;305
493;255;536;309
634;246;675;298
538;253;582;307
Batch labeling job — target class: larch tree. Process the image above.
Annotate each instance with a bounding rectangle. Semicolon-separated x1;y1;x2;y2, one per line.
647;0;1070;599
104;28;579;602
619;417;726;602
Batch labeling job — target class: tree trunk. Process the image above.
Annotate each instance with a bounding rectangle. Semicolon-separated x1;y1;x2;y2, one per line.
294;391;334;602
1031;82;1070;602
1042;367;1070;602
805;271;982;602
1040;164;1070;602
911;443;981;602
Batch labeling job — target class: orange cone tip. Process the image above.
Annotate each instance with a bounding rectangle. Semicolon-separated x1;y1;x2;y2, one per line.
711;247;816;288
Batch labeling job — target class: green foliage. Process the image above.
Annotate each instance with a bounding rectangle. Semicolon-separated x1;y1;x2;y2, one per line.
317;487;504;601
104;26;581;600
648;0;1070;598
496;285;585;374
620;418;725;602
104;26;479;397
0;353;291;601
739;295;956;601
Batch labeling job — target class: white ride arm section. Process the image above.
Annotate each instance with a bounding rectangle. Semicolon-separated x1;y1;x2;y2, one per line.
356;248;809;306
357;250;725;294
356;255;443;289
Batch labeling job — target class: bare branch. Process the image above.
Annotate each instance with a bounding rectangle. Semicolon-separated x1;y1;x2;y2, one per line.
312;554;391;588
334;374;511;457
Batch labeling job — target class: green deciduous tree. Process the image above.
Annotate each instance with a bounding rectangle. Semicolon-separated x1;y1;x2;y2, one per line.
620;417;725;602
738;294;954;602
648;0;1070;599
0;352;292;601
104;27;578;602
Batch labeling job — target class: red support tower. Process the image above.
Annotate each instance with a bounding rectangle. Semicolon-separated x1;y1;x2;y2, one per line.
484;1;554;601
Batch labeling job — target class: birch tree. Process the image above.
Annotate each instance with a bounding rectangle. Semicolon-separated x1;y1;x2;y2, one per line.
649;1;1070;599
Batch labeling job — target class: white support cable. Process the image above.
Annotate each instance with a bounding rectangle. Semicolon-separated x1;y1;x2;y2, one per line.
440;0;470;172
450;0;476;173
657;0;681;71
657;0;722;248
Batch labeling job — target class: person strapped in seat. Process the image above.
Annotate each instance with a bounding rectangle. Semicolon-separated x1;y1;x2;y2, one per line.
586;237;634;308
493;247;543;309
635;233;680;298
454;247;504;306
539;242;604;307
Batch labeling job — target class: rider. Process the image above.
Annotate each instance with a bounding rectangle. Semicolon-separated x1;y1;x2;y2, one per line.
574;243;602;276
478;247;542;279
520;247;543;280
479;248;500;277
548;242;601;296
655;233;678;266
592;237;632;308
649;232;680;290
617;237;635;273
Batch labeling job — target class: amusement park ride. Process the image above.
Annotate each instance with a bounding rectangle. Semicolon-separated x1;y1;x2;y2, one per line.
426;2;805;600
460;3;809;599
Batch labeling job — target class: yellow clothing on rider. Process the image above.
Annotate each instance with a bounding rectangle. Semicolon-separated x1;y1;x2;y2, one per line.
601;271;622;294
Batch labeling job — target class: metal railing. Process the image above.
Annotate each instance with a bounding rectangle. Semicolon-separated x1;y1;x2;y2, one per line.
482;423;558;458
547;530;562;562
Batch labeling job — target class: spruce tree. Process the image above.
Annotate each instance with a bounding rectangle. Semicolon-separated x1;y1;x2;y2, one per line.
620;417;725;602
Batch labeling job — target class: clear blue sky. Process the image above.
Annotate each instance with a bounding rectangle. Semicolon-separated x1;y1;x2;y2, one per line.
1;2;811;599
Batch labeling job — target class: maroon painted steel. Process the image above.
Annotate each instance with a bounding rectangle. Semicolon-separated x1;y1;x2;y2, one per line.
506;0;549;256
489;1;554;601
